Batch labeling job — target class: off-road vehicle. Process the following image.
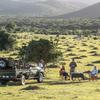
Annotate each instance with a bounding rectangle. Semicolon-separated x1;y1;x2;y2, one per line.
0;58;44;85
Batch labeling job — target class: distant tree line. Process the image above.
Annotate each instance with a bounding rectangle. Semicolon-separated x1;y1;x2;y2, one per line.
0;17;100;36
0;16;100;62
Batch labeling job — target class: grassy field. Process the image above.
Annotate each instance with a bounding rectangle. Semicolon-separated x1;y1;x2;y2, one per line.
0;33;100;100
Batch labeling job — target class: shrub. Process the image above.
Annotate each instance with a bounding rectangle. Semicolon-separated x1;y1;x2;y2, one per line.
47;64;58;68
0;30;14;50
19;39;62;63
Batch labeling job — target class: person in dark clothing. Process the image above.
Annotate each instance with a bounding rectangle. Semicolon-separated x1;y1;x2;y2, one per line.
59;66;69;80
69;58;77;74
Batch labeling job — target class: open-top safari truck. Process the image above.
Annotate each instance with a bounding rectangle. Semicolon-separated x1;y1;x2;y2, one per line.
0;58;44;85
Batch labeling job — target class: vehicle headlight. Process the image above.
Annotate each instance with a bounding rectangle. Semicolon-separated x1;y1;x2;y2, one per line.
6;76;9;78
2;76;6;78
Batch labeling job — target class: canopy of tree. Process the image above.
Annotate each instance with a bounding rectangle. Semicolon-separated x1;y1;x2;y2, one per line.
19;39;62;63
0;30;14;50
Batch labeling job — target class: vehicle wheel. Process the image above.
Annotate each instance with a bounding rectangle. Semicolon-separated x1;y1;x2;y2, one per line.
37;73;44;83
20;75;25;85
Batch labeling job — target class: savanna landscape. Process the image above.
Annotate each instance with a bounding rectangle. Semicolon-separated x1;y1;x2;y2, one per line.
0;33;100;100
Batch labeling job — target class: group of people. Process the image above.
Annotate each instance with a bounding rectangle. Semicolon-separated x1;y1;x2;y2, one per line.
59;58;98;80
59;58;77;80
37;58;98;81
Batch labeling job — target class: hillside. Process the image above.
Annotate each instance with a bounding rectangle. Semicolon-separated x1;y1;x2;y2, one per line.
55;2;100;19
0;0;87;17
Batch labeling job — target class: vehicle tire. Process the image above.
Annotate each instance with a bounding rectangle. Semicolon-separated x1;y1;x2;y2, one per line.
20;75;25;85
0;59;7;68
37;73;44;83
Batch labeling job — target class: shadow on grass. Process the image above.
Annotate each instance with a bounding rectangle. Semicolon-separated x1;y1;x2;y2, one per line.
44;80;89;85
20;85;44;91
1;78;100;87
0;81;39;87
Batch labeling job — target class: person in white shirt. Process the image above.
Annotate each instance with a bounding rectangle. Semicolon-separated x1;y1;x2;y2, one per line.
91;66;98;75
38;62;44;68
90;66;98;80
38;59;45;70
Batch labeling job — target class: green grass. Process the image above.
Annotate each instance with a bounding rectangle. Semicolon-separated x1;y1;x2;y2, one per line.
0;74;100;100
0;33;100;100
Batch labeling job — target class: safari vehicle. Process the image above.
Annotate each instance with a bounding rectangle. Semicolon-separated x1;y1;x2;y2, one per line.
0;58;44;85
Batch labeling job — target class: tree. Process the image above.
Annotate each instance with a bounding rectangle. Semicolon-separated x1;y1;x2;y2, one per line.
19;39;62;63
0;30;14;50
5;22;16;32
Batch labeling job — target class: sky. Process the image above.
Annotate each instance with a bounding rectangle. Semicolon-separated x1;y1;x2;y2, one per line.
12;0;100;5
67;0;100;5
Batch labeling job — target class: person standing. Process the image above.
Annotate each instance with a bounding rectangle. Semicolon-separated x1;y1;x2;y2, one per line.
69;58;77;74
38;59;45;70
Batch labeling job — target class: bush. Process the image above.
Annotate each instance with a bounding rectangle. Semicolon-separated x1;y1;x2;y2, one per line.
92;60;100;64
0;30;14;50
19;39;62;63
61;36;66;39
47;64;58;68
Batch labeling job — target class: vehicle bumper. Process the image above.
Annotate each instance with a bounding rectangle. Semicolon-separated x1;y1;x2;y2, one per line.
0;76;20;81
